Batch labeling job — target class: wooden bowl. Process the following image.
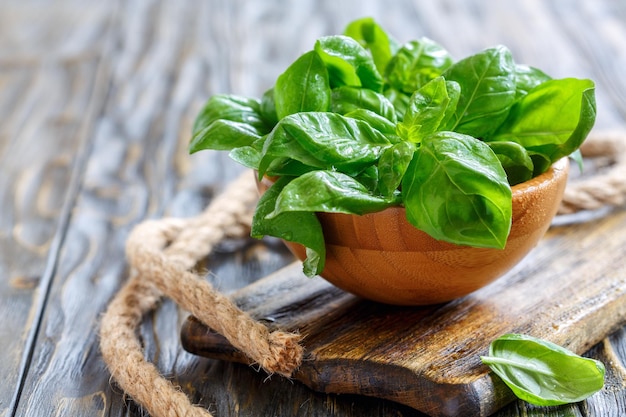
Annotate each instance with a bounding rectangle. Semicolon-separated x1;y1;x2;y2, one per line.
261;157;569;305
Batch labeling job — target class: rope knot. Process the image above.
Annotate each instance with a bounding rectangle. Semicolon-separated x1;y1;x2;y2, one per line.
262;331;305;377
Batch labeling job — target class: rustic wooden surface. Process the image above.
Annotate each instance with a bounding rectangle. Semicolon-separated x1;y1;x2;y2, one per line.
1;1;625;416
181;203;626;416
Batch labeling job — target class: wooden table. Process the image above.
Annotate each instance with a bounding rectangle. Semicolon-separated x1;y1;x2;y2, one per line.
2;1;625;416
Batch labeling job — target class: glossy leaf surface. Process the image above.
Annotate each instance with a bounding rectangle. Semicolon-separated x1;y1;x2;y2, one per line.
314;35;383;92
385;38;453;94
252;176;326;276
397;76;460;143
487;141;534;185
258;112;390;176
402;132;511;249
377;141;415;197
343;17;399;74
189;95;268;152
274;50;331;119
269;170;399;217
331;86;396;121
444;46;516;138
481;333;606;406
490;78;596;170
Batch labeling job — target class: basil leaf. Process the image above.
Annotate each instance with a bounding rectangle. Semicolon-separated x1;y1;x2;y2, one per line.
481;333;606;406
383;86;411;120
229;137;313;175
385;38;453;94
228;136;265;170
330;86;396;121
343;17;399;74
344;109;398;137
514;64;552;99
274;50;331;119
314;35;384;92
252;176;325;277
377;141;415;198
355;164;379;193
192;94;268;135
397;76;460;143
260;87;279;127
402;132;511;248
528;152;553;177
269;170;399;217
487;141;534;186
261;158;318;178
189;95;269;153
444;46;517;138
258;112;391;177
490;78;596;170
190;119;262;153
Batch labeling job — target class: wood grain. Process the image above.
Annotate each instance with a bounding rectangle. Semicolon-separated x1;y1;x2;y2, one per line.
0;3;108;413
1;1;625;417
181;208;626;416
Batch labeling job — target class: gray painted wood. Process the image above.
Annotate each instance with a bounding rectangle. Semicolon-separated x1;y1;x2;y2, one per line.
1;1;625;416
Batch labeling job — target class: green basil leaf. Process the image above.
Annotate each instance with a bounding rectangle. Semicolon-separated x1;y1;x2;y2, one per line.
228;136;266;170
481;333;606;406
529;152;552;177
330;86;396;121
444;46;517;138
355;164;379;193
343;17;399;74
384;87;412;121
314;35;384;92
228;137;306;173
252;176;325;277
487;141;534;186
490;78;596;170
258;112;391;177
514;64;552;100
385;38;453;94
439;80;462;131
189;95;269;153
377;141;415;197
262;158;319;178
274;50;331;119
192;94;268;135
269;170;399;217
190;119;262;153
344;109;398;137
397;77;460;143
260;87;279;127
402;131;511;248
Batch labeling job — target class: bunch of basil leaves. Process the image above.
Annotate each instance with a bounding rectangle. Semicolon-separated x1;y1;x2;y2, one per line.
189;17;596;277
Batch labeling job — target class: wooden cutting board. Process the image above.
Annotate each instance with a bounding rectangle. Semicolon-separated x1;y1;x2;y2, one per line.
181;209;626;417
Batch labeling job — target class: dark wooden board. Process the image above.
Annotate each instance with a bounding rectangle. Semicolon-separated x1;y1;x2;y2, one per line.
182;209;626;417
3;1;626;417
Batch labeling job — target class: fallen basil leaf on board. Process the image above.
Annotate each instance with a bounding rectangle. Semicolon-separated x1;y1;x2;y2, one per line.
481;333;606;406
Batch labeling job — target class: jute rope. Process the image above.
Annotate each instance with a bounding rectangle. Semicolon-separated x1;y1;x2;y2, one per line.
559;130;626;214
100;130;626;417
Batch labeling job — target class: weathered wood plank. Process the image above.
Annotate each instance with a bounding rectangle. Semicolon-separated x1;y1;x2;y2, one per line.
0;3;112;414
1;0;625;417
9;0;300;416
